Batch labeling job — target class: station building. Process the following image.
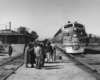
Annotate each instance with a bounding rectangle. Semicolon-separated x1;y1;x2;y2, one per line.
0;29;31;44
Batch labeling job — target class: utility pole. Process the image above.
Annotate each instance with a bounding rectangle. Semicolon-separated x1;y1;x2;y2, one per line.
9;22;11;30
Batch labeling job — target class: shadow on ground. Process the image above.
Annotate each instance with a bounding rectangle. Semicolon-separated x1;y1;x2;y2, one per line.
46;60;70;64
44;60;70;70
44;65;61;70
0;52;8;54
84;48;100;54
0;54;6;56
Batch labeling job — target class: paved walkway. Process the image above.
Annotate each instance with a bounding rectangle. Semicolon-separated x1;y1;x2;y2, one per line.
7;48;96;80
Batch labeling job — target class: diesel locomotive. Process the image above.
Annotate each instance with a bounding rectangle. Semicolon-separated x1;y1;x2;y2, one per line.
53;21;89;53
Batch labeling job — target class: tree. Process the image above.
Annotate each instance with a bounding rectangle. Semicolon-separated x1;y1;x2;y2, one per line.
18;26;27;34
17;26;31;36
17;26;38;41
30;31;38;41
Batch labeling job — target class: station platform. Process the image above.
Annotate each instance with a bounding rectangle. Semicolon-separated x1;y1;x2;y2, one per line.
6;48;96;80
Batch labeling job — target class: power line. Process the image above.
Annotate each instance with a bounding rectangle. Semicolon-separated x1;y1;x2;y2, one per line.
0;23;9;26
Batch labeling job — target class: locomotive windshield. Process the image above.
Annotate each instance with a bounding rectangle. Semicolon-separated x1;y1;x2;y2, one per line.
64;24;73;28
74;23;84;28
75;29;87;36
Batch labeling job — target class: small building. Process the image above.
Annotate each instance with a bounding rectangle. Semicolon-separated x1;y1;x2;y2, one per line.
0;29;31;44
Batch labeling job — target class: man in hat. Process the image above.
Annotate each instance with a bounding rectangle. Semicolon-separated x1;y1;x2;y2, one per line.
34;43;42;69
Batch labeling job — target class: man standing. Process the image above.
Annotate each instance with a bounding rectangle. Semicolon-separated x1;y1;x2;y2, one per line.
50;42;56;61
40;42;45;67
34;43;42;69
28;42;35;68
46;42;52;63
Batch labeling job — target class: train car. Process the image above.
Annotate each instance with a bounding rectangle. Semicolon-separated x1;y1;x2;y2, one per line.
53;21;89;54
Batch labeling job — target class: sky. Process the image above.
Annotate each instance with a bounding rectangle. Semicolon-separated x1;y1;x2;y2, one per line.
0;0;100;40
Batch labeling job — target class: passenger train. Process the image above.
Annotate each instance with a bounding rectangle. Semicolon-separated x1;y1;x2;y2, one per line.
53;21;89;54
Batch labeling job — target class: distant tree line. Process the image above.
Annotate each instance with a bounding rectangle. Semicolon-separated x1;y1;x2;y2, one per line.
17;26;38;41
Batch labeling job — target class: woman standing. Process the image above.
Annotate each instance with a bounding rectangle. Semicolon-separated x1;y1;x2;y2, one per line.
24;43;30;68
24;42;35;68
8;44;13;57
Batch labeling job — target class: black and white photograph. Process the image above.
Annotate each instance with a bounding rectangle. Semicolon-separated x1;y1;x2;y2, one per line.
0;0;100;80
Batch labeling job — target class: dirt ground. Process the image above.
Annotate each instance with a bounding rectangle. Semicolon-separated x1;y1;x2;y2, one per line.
0;44;24;61
6;48;97;80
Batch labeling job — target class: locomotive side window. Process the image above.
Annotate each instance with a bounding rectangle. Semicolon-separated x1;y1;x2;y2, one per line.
64;24;73;28
63;33;69;40
63;33;69;36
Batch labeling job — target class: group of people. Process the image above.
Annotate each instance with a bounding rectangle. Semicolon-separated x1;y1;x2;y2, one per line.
24;40;56;69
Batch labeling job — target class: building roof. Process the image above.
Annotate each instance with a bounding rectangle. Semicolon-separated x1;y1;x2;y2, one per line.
0;29;25;36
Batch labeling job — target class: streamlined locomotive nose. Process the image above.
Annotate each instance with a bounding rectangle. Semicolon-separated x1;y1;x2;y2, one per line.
72;34;79;42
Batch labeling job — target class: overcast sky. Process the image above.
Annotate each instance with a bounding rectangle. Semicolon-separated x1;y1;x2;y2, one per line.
0;0;100;40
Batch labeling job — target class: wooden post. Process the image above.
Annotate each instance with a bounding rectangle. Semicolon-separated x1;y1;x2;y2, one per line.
5;35;7;44
18;36;19;44
22;36;23;44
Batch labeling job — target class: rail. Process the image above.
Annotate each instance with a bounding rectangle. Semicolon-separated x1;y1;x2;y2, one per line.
56;45;100;75
0;54;24;80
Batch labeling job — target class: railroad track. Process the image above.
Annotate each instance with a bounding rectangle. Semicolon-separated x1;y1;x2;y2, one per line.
0;54;24;80
57;46;100;75
70;54;100;74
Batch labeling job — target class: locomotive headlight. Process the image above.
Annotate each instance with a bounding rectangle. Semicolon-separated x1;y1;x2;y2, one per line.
73;28;77;31
73;34;77;37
